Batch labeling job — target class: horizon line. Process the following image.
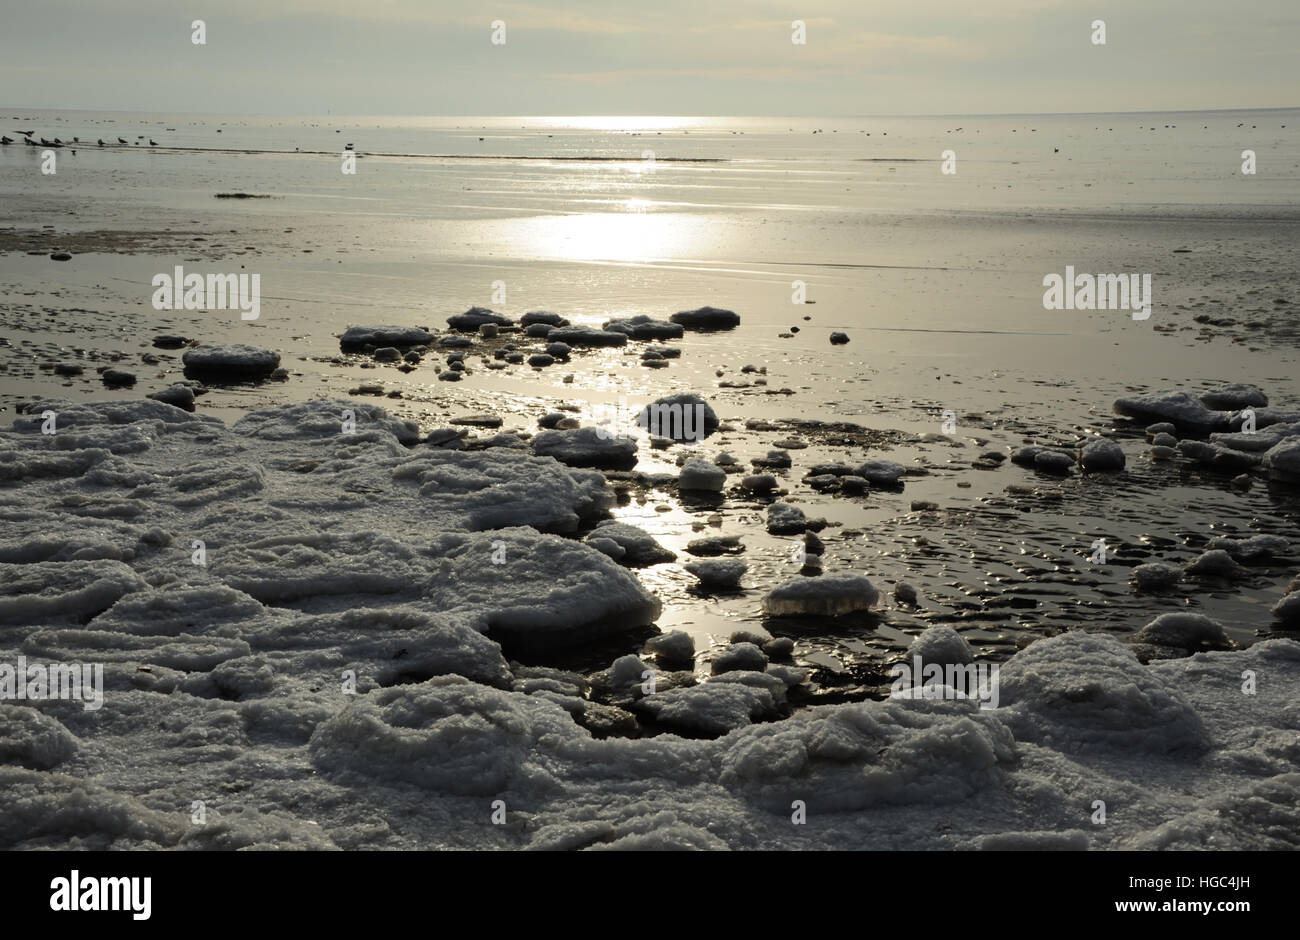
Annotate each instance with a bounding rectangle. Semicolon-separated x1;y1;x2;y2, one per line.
3;105;1298;121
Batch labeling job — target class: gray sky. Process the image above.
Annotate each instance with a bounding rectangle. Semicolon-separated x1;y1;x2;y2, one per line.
1;0;1296;115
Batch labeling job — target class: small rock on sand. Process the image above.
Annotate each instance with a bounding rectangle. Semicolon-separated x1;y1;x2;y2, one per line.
740;473;778;493
101;369;136;388
147;384;196;410
520;311;569;327
636;393;720;441
340;326;434;350
447;307;512;332
854;460;907;486
1033;450;1074;474
546;327;627;347
671;306;740;331
603;315;684;340
182;344;280;379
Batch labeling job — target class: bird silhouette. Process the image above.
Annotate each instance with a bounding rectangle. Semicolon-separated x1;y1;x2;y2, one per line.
118;137;127;144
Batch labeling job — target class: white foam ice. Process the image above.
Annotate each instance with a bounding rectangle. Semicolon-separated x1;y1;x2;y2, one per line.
2;399;1298;850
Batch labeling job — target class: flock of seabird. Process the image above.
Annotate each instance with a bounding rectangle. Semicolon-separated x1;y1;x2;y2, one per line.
1;130;158;149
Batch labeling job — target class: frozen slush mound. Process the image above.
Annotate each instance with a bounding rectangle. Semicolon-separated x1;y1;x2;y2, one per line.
0;560;148;624
531;426;638;469
308;675;544;794
763;574;879;617
420;529;663;639
716;694;1018;814
1263;438;1300;483
11;397;223;432
207;528;661;640
0;767;340;850
632;681;781;735
391;447;613;532
996;632;1209;754
0;706;78;770
262;606;513;689
233;398;420;444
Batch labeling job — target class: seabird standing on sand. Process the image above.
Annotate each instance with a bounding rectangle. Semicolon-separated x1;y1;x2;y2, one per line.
97;139;104;146
149;139;158;146
117;137;127;144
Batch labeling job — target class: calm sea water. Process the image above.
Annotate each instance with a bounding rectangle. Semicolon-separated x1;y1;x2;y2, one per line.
4;108;1298;414
3;109;1299;657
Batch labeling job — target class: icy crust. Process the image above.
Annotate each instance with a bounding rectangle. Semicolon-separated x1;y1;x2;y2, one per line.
0;706;78;770
0;400;653;642
997;632;1209;754
0;560;148;624
390;449;613;532
309;677;540;794
4;628;1300;848
233;399;420;444
3;399;1300;850
12;398;224;432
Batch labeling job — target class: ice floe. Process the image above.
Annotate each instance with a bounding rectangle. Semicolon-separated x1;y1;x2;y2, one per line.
763;574;880;617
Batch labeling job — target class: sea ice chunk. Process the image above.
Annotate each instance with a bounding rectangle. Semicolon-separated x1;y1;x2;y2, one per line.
763;574;879;617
